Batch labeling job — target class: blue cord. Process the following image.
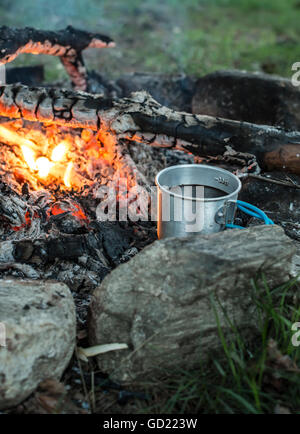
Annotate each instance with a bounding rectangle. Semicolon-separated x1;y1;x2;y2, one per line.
226;223;245;230
226;200;274;229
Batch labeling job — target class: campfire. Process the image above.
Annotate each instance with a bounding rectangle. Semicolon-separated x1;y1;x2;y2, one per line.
0;24;300;414
0;25;299;279
0;26;298;279
0;26;152;247
0;113;154;276
0;121;120;191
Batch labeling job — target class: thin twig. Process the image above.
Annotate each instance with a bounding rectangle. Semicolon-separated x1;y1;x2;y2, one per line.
90;370;96;414
75;346;92;413
246;174;300;190
284;173;297;186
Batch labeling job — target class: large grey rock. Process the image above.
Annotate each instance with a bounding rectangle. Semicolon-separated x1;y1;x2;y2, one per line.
89;225;295;382
0;279;76;410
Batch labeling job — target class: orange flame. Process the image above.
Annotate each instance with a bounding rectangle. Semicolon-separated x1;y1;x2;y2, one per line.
21;145;37;171
0;125;37;150
51;142;68;162
64;162;73;188
0;126;75;188
36;157;53;178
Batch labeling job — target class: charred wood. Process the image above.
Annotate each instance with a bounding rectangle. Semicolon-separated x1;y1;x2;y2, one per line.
192;70;300;131
0;84;300;172
0;26;114;91
0;229;126;265
116;72;197;112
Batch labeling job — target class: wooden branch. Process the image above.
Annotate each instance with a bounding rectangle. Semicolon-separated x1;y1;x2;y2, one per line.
0;26;115;91
246;173;300;190
1;83;300;173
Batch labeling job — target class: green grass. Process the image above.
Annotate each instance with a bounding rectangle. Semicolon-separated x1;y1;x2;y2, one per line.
139;275;300;414
179;0;300;77
1;0;299;81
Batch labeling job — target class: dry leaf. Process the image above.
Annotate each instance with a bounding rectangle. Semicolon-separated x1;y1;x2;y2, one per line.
77;343;128;362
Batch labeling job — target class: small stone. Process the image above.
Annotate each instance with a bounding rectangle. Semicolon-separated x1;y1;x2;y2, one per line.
0;279;76;410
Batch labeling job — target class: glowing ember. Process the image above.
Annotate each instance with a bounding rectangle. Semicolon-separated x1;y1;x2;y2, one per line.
21;145;37;171
51;142;67;162
36;156;53;178
49;204;65;216
48;201;89;223
12;210;32;231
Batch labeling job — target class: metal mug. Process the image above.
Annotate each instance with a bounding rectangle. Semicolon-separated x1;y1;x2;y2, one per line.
155;164;242;239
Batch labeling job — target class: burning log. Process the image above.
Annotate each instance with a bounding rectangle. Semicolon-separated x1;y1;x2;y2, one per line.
0;26;115;91
1;83;300;173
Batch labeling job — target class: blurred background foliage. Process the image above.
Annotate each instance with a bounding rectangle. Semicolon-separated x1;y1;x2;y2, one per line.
0;0;299;81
